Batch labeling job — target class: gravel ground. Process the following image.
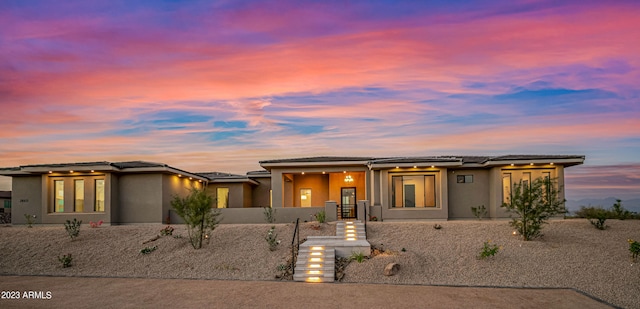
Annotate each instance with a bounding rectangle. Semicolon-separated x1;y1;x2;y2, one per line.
1;220;638;308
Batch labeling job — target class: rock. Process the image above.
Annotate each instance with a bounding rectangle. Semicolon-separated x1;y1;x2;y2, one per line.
384;263;400;276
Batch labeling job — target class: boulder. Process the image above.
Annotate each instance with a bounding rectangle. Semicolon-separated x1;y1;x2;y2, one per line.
384;263;400;276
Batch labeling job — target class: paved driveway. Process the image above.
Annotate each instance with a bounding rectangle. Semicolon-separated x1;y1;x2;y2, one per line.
0;276;614;308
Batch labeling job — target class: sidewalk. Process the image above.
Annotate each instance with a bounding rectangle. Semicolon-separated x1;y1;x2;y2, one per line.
0;276;614;308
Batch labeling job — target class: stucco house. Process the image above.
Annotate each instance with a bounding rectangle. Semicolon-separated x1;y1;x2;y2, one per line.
260;155;585;221
0;154;584;225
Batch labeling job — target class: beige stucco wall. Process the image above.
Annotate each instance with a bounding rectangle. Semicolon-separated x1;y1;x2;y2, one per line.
293;174;329;207
162;174;201;223
328;172;365;202
447;169;490;219
251;177;271;207
10;176;42;224
207;182;249;208
118;174;163;223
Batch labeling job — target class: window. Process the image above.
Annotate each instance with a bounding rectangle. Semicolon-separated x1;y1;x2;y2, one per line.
300;188;312;207
522;172;531;188
95;179;105;212
457;175;473;183
216;188;229;208
391;175;436;208
502;173;512;204
54;180;64;212
4;200;10;208
74;180;84;212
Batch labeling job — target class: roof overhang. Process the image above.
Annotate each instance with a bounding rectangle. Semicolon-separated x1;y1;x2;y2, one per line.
208;178;259;185
484;156;585;167
260;160;371;170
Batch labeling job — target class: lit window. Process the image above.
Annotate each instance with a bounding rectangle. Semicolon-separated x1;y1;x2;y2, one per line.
74;180;84;212
391;175;436;208
217;188;229;208
300;188;312;207
54;180;64;212
95;179;105;212
502;173;512;204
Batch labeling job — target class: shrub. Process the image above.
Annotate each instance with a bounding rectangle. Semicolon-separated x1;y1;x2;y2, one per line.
611;199;631;220
629;239;640;262
576;206;612;230
350;251;366;263
314;210;326;223
89;220;103;228
24;214;36;228
478;240;501;259
171;186;221;249
265;226;280;251
160;225;174;236
471;205;487;220
140;245;157;255
433;224;442;230
58;254;73;268
64;218;82;240
501;177;565;241
263;207;276;223
369;215;378;221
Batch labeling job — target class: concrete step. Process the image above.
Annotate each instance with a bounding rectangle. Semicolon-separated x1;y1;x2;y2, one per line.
294;246;336;283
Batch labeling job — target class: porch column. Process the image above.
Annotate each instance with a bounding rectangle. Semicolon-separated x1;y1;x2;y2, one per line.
357;200;369;222
325;201;337;222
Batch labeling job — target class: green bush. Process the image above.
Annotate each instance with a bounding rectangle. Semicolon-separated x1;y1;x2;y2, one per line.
611;199;632;220
263;207;276;223
471;205;487;220
171;186;221;249
314;210;326;223
576;206;612;230
58;254;73;268
350;251;366;263
501;177;565;241
160;225;174;236
24;214;36;228
265;226;280;251
478;240;501;259
140;245;158;255
64;218;82;240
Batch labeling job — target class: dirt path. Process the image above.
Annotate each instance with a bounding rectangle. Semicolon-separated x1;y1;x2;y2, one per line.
0;276;614;308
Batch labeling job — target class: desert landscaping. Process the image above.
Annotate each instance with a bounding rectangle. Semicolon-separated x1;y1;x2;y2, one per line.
1;219;639;308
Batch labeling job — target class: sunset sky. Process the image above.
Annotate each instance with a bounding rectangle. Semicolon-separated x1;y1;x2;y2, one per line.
1;0;639;200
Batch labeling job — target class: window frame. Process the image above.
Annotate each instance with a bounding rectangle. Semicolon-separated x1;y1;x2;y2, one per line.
74;179;84;212
390;173;438;208
54;179;64;213
95;179;105;212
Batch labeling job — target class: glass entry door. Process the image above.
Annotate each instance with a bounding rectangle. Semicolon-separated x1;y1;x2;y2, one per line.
341;187;356;219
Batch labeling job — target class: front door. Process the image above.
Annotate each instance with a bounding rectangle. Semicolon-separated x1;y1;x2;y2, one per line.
341;187;356;219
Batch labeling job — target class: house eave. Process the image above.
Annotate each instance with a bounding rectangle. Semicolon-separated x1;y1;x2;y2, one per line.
209;178;259;185
369;161;462;169
485;157;585;167
261;160;371;169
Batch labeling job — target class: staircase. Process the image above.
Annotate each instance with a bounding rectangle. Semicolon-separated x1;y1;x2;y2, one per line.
293;221;370;283
293;245;335;283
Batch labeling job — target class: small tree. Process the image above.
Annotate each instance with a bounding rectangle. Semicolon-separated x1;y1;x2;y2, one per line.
611;199;631;220
502;177;565;241
171;186;221;249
